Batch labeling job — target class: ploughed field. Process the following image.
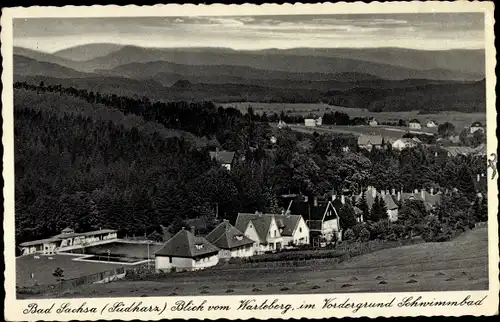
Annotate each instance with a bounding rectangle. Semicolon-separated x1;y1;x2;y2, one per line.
33;227;488;298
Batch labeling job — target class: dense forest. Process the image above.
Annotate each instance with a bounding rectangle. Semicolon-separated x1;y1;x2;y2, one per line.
14;83;487;246
14;74;485;113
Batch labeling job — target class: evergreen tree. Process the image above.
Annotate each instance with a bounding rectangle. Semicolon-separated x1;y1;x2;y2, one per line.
456;164;477;201
357;192;369;221
338;202;357;230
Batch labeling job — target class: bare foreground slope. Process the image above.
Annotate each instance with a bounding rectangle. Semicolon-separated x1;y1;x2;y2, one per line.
20;227;487;299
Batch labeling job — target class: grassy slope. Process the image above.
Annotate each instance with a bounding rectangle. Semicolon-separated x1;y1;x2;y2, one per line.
23;227;487;298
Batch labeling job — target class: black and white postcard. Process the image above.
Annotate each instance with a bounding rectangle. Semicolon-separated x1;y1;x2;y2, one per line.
2;2;498;320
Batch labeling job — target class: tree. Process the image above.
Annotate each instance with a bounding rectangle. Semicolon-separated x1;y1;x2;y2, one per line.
357;192;369;221
338;202;357;230
359;228;371;242
398;199;428;237
438;122;456;137
53;267;64;281
455;164;476;202
343;228;355;241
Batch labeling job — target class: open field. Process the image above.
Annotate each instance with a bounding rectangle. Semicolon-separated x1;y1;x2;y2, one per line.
16;254;136;287
23;227;488;298
220;102;485;131
288;124;436;139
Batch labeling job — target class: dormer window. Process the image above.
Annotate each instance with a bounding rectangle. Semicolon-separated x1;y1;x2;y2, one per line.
235;235;243;241
195;244;204;250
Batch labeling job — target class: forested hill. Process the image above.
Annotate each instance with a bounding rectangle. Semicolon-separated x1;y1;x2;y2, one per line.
15;85;486;245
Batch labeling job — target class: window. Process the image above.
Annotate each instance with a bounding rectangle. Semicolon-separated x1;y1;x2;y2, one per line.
168;257;172;263
195;244;204;250
299;227;302;233
274;230;277;237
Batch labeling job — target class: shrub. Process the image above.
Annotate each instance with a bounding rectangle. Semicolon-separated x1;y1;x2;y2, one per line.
343;228;355;241
359;228;371;242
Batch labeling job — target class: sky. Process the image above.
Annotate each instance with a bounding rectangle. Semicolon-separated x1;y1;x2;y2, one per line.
13;13;485;53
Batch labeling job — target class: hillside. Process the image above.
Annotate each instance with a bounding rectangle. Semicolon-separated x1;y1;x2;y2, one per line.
52;43;124;61
14;55;94;78
257;47;485;75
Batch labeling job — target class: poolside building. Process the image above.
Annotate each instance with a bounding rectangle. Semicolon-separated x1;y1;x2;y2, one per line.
154;228;220;272
19;227;118;256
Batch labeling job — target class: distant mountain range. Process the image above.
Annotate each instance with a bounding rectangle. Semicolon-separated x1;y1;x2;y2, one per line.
12;44;486;112
15;44;484;81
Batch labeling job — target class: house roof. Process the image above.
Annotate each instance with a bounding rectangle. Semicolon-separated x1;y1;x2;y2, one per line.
427;120;437;124
358;135;383;146
209;151;235;165
442;146;476;157
19;237;61;247
286;198;341;222
356;187;398;210
62;227;74;233
409;119;421;124
273;214;303;236
205;220;254;249
471;121;483;127
235;213;275;243
154;229;219;258
19;229;118;247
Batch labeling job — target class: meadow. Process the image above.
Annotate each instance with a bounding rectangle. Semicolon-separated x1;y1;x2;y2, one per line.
22;227;488;298
220;102;486;131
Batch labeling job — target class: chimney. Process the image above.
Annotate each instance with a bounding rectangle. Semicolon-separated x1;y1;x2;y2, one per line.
190;226;196;235
414;189;418;194
181;226;185;230
314;197;318;207
341;195;345;205
397;191;401;202
332;194;336;201
281;210;285;215
381;190;385;197
421;189;425;200
477;174;480;182
430;187;434;195
391;188;395;195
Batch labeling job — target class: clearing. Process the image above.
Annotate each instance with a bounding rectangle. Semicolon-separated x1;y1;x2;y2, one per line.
221;102;485;131
21;227;488;298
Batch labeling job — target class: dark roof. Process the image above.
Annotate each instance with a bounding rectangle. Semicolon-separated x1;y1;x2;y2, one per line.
235;213;275;242
209;151;235;165
409;119;421;124
357;135;383;146
154;229;219;258
273;214;303;236
355;187;398;210
20;237;61;247
287;199;340;221
205;220;254;249
62;227;74;233
471;121;483;127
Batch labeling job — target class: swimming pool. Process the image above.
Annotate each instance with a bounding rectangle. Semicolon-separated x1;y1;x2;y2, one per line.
67;241;164;261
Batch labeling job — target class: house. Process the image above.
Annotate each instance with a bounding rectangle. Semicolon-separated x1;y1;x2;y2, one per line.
392;138;418;151
426;120;438;128
277;120;288;129
368;118;378;126
154;227;219;272
357;135;383;151
209;150;235;171
270;136;277;144
273;211;310;247
304;118;317;127
316;116;323;126
408;119;422;130
19;227;118;256
396;188;443;212
470;121;484;134
235;212;284;254
205;220;255;259
356;187;399;222
286;197;342;244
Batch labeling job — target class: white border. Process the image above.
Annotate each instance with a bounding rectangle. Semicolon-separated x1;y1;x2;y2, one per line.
2;2;498;320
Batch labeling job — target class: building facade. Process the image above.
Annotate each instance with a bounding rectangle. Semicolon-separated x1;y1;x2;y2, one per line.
235;212;284;254
205;220;255;259
154;228;219;272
